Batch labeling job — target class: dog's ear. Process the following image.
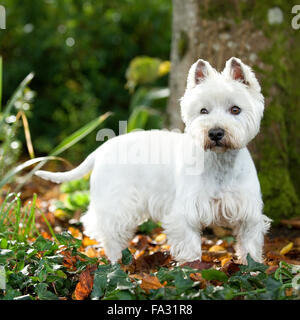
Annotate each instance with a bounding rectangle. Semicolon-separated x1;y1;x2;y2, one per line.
186;59;215;89
223;57;261;92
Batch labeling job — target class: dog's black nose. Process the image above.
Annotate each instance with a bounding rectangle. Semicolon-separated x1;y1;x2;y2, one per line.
208;128;225;141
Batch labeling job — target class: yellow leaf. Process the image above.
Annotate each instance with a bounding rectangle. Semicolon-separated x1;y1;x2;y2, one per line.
279;242;293;255
82;236;98;247
209;245;226;252
54;208;69;220
155;233;167;243
68;227;82;240
220;257;231;267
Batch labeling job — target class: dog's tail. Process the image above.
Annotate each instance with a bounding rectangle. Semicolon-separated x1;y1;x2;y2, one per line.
35;151;96;183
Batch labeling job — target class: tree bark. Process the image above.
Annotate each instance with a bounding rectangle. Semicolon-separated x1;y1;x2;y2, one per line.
167;0;201;130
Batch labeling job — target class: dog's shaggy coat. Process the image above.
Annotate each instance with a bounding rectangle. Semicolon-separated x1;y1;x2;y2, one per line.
36;57;271;264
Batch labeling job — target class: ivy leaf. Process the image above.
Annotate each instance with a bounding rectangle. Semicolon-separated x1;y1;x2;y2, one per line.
35;283;59;300
56;232;82;248
91;265;112;300
240;254;268;273
107;267;135;292
33;236;56;252
103;289;134;300
201;269;228;282
121;248;132;265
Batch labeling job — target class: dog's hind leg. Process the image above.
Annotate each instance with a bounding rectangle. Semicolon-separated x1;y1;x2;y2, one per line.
81;207;138;263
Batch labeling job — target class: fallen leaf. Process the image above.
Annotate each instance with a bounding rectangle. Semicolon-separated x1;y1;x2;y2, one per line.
74;264;97;300
82;236;98;247
68;227;82;240
221;260;240;276
85;247;100;258
190;273;207;288
266;265;279;275
220;257;231;267
134;251;172;272
266;251;300;265
139;274;164;293
209;245;226;252
280;242;293;255
61;250;77;270
154;233;167;244
181;260;213;270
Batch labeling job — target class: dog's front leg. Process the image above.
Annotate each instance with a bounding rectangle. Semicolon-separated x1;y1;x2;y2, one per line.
234;214;271;264
162;211;202;263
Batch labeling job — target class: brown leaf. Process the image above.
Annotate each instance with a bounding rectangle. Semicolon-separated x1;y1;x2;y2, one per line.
134;251;172;273
181;260;213;270
61;250;77;270
130;235;150;251
221;260;240;276
138;274;165;293
266;265;279;275
266;251;300;265
74;265;97;300
190;273;207;288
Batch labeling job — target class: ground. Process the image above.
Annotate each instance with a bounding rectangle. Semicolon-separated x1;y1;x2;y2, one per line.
0;174;299;300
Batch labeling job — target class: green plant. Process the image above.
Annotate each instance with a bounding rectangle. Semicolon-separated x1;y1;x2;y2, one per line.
125;56;170;132
0;57;112;190
1;0;172;159
0;193;97;300
0;60;35;179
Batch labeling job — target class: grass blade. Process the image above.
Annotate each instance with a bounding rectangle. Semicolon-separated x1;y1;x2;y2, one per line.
0;156;71;189
50;112;111;156
0;72;34;126
16;110;35;159
24;194;37;238
15;112;111;190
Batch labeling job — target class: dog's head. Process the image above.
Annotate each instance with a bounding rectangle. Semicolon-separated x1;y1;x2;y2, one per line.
180;57;264;152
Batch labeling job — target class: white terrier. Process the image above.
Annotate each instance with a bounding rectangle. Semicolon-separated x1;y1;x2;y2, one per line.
36;57;271;264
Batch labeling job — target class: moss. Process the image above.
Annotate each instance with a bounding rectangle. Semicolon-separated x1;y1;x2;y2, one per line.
177;30;189;60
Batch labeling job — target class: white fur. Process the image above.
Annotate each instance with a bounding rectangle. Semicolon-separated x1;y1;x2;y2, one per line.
35;57;271;264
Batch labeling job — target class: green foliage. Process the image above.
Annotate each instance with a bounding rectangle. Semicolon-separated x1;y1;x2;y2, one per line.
1;0;171;160
0;194;299;300
125;56;170;92
0;193;97;300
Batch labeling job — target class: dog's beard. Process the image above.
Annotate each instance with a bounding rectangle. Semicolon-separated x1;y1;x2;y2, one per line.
203;136;237;152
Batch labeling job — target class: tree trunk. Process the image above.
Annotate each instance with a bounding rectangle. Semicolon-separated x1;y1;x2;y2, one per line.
167;0;201;130
167;0;300;222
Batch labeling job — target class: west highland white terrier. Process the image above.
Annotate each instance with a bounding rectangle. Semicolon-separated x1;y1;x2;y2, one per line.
36;57;271;264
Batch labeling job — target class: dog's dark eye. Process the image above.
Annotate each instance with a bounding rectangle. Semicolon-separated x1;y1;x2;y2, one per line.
230;106;241;115
200;108;209;114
